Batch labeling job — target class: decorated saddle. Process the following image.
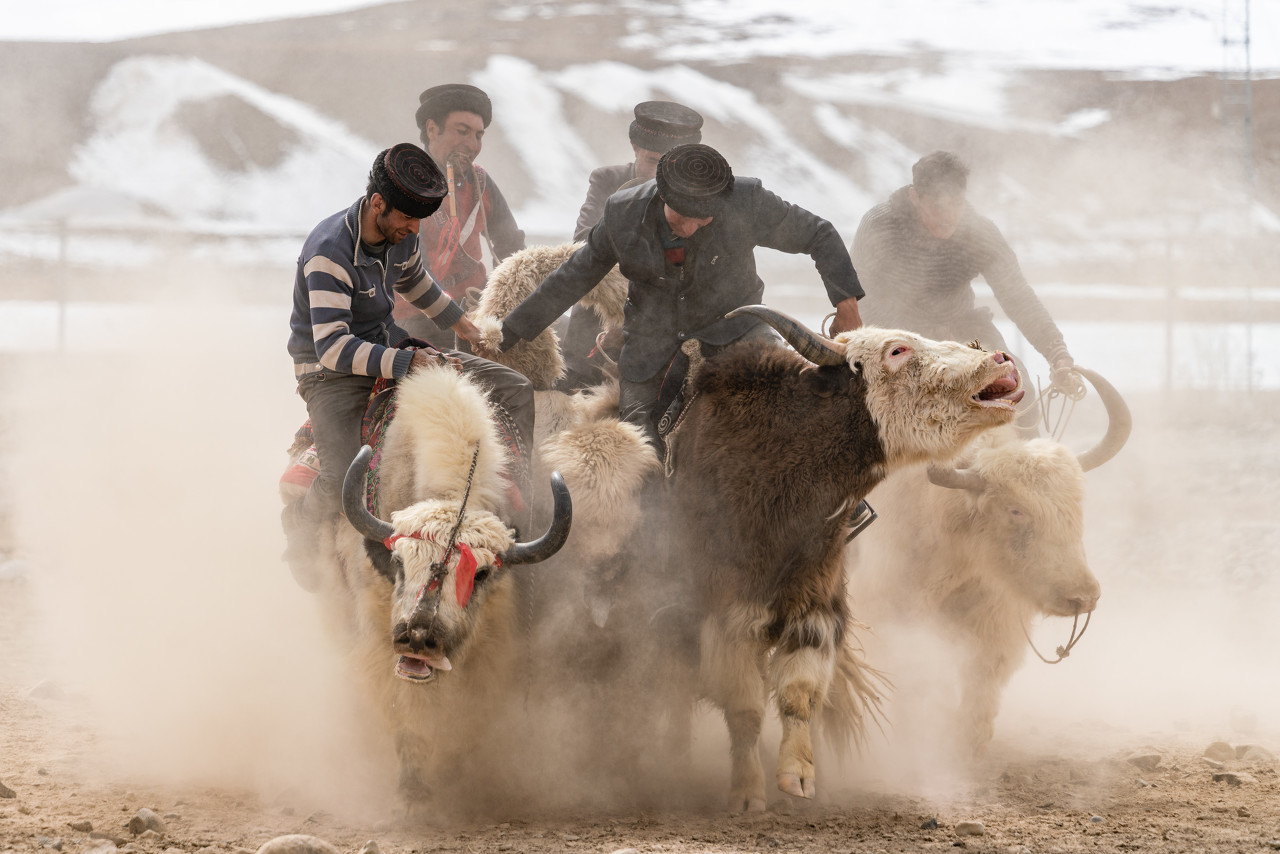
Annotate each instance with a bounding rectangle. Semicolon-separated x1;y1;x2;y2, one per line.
278;376;400;510
279;342;527;516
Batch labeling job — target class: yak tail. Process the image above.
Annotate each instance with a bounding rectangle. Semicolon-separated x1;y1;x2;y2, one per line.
819;628;890;762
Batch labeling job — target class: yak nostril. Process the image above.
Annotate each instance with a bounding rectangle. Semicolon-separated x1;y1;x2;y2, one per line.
1070;596;1098;614
408;627;441;652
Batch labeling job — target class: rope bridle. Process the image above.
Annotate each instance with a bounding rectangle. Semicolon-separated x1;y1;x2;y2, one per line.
1035;371;1088;439
1023;610;1092;664
386;445;490;611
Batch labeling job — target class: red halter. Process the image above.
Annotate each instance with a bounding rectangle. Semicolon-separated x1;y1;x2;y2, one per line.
389;533;498;607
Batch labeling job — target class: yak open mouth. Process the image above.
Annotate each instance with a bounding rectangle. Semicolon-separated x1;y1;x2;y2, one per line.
972;366;1024;409
394;652;453;683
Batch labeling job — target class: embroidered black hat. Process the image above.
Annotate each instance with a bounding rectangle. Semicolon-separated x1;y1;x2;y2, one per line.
629;100;703;154
655;143;733;218
415;83;493;131
370;143;448;219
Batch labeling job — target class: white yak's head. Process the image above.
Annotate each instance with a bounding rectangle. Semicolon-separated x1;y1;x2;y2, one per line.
342;368;572;683
729;306;1024;468
922;369;1131;617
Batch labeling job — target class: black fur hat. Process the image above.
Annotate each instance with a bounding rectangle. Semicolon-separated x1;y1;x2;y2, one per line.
655;143;733;218
369;143;448;219
415;83;493;131
629;100;703;153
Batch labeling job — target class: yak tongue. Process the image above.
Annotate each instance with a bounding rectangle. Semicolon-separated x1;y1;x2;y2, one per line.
401;652;453;672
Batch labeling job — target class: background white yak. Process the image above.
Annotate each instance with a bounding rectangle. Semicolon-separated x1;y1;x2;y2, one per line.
846;367;1131;757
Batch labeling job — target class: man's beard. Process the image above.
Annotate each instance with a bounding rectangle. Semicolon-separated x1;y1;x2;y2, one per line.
374;211;410;244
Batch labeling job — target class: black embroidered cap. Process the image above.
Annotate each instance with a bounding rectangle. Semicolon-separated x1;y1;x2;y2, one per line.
655;143;733;218
370;143;448;219
629;100;703;154
415;83;493;131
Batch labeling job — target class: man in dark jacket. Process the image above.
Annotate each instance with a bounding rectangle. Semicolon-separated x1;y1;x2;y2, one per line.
488;143;864;441
852;151;1079;392
572;100;704;242
561;101;705;390
283;143;533;591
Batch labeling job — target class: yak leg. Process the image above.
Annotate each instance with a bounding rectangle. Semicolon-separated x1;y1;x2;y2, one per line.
770;643;835;800
701;614;769;812
959;652;1013;757
394;730;433;805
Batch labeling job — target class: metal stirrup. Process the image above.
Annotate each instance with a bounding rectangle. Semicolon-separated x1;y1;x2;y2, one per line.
844;499;878;543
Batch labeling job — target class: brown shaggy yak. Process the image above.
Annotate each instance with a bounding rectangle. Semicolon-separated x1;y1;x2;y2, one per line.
658;306;1027;811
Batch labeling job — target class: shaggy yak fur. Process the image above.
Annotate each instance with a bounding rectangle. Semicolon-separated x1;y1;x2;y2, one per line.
470;243;659;622
468;244;671;798
847;372;1129;755
660;322;1026;811
473;242;627;391
318;366;563;813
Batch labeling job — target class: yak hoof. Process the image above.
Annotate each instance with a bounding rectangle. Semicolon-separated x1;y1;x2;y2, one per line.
777;772;815;800
728;794;767;813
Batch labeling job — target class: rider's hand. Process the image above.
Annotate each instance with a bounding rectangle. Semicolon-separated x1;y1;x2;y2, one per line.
457;316;500;359
828;297;863;336
410;347;462;374
452;316;484;348
1050;355;1086;399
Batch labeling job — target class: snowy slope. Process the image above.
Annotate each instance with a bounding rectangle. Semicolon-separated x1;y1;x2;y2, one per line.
68;55;374;232
0;0;1276;270
9;0;1276;75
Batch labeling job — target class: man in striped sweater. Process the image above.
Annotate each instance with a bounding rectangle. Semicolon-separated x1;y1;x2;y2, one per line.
851;151;1079;394
284;143;534;590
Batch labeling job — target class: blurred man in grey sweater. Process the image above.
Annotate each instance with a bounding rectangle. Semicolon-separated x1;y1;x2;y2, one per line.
852;151;1079;392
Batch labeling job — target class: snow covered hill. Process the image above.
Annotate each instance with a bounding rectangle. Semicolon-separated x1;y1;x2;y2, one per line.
0;0;1276;279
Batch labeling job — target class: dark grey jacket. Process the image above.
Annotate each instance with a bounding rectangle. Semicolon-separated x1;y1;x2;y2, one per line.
504;178;863;383
573;163;635;241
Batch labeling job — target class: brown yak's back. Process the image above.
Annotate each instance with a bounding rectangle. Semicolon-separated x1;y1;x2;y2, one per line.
670;339;886;621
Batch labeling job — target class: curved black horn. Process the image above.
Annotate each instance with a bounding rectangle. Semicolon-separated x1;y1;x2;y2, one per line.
725;305;847;367
1073;367;1133;472
502;471;573;566
926;463;988;492
343;445;395;544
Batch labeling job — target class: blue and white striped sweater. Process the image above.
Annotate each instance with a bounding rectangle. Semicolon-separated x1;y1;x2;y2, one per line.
287;198;466;378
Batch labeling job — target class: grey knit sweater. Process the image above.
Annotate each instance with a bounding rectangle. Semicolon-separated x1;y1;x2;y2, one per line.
851;187;1067;362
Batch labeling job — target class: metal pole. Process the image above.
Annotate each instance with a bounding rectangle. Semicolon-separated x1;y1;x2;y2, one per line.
1244;0;1254;392
1164;218;1174;394
57;221;68;352
1244;0;1254;187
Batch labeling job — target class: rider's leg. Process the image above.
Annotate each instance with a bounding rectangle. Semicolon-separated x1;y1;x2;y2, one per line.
618;371;666;449
283;371;378;589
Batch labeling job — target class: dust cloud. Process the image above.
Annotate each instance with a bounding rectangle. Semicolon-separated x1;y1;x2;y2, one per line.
1;271;1277;824
0;282;728;822
3;289;402;819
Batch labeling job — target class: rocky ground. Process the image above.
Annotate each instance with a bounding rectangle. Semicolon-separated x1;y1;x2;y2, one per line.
1;386;1278;854
1;660;1278;854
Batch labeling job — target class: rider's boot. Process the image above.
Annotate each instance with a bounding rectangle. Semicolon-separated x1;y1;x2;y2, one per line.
280;501;323;592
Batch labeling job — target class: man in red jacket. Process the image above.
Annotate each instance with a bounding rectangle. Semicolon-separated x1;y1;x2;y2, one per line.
395;83;526;346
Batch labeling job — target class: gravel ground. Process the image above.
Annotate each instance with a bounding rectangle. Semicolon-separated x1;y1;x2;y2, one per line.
1;373;1277;854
